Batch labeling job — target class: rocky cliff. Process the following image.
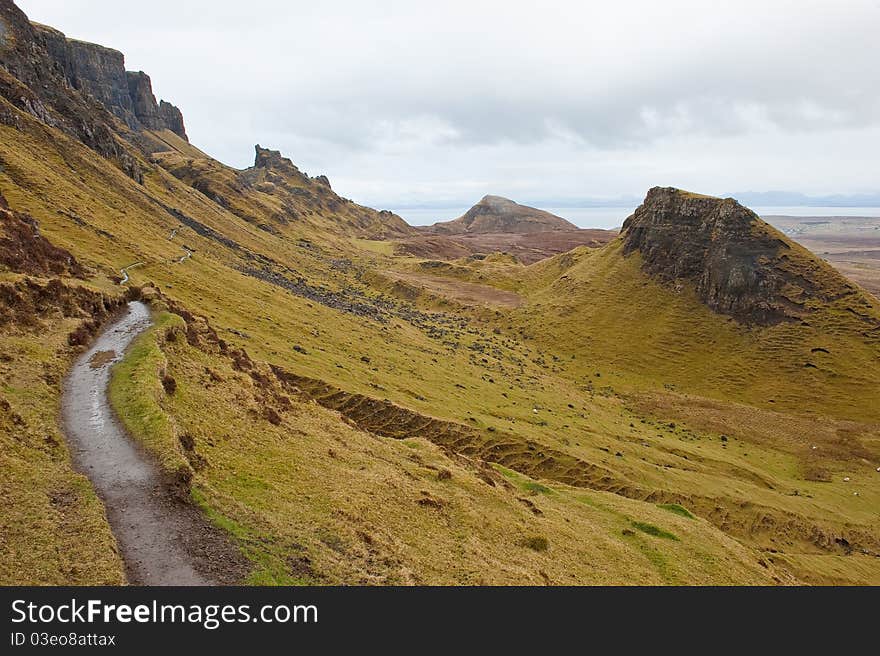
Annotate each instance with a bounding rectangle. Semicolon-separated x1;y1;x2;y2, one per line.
158;99;186;138
429;196;578;235
621;187;856;325
0;0;144;180
37;24;135;121
31;21;187;139
0;0;190;182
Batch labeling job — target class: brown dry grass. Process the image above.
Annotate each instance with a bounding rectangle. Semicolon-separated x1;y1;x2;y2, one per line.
0;290;125;585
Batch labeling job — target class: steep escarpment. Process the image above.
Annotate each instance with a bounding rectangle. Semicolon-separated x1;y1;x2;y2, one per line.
621;187;866;325
158;100;186;138
32;22;187;139
0;0;145;181
0;2;186;144
36;23;133;121
430;195;577;235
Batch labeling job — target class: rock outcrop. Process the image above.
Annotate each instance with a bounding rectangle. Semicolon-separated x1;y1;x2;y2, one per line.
253;145;303;176
126;71;162;130
0;1;143;181
429;196;578;235
30;21;188;139
158;99;186;139
157;144;415;239
0;0;188;183
37;24;136;122
621;187;853;325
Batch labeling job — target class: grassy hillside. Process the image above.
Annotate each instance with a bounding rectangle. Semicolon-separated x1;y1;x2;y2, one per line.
520;239;880;423
106;294;778;585
0;275;126;584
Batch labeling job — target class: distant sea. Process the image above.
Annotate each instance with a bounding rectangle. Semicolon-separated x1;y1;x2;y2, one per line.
388;206;880;230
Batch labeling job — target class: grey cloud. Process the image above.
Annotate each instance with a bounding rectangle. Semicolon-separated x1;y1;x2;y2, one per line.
17;0;880;204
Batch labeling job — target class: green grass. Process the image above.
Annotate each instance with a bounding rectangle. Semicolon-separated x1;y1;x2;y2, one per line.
492;465;555;495
190;487;305;585
108;311;190;477
657;504;695;519
0;314;126;585
521;536;549;552
631;521;679;541
636;545;676;583
523;482;553;495
2;82;878;585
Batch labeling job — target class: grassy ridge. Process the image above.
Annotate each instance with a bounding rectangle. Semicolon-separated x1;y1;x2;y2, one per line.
518;240;880;423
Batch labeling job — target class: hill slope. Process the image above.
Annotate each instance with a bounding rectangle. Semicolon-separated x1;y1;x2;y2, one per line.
521;188;880;421
621;187;869;325
154;144;415;241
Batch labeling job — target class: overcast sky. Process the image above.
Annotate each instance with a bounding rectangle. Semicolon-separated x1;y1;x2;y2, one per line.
18;0;880;209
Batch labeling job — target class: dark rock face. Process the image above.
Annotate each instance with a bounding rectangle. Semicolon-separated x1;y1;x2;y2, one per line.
253;145;303;176
38;24;137;124
0;1;143;181
0;0;189;183
430;195;578;235
126;71;163;129
158;99;187;140
621;187;827;325
123;73;187;140
27;19;188;140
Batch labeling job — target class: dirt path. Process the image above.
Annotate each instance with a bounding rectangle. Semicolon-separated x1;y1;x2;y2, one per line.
62;301;246;586
119;262;143;285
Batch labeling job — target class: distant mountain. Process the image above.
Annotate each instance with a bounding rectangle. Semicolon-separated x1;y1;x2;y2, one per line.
428;196;578;235
388;195;641;210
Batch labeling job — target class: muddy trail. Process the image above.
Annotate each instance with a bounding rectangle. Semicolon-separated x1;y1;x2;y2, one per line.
62;301;246;585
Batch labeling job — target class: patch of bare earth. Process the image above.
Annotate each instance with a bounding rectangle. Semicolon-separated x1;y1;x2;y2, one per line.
384;271;523;308
88;350;116;369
